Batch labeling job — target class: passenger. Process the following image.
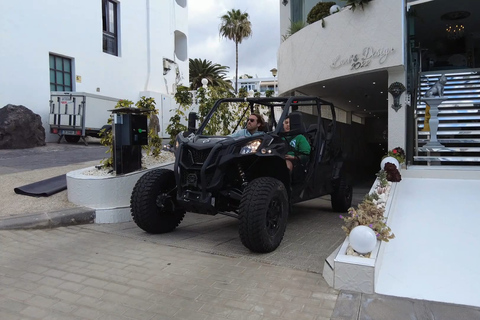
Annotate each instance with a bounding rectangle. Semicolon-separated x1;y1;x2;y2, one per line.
283;115;311;171
229;113;265;138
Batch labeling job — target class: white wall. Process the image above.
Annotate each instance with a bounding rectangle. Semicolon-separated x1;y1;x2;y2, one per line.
0;0;188;142
278;0;405;93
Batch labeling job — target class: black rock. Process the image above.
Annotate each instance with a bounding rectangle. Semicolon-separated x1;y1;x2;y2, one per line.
0;104;46;149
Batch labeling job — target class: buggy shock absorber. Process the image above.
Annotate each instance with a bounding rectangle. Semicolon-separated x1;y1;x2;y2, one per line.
237;164;248;188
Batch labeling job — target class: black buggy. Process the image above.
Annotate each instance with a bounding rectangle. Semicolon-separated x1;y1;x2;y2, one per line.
130;96;352;253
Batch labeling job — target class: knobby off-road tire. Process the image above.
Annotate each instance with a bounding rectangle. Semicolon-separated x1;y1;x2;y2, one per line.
239;177;289;253
331;175;353;212
130;169;185;233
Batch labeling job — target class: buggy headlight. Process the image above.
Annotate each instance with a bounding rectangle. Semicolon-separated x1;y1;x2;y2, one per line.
239;139;261;155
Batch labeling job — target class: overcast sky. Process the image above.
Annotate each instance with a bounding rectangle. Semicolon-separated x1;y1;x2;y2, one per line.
188;0;280;80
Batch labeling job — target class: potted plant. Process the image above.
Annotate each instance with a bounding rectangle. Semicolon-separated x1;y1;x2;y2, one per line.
343;0;373;11
381;146;405;171
67;96;175;224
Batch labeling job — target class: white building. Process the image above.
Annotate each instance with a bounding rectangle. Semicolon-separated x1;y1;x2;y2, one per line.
279;0;480;165
237;75;279;96
0;0;189;141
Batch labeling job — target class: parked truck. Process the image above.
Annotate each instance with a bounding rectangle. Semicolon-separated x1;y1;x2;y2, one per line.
49;91;118;144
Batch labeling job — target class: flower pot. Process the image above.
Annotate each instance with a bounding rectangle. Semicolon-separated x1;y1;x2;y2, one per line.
381;156;399;170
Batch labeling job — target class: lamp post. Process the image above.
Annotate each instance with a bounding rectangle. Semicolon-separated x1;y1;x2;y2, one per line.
270;68;277;96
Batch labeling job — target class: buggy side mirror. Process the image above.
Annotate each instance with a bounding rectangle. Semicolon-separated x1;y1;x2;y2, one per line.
188;112;197;134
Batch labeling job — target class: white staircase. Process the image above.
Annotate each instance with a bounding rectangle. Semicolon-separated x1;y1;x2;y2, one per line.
415;69;480;164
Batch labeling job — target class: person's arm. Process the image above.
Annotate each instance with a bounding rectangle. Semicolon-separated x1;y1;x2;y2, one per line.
295;135;311;163
296;135;311;155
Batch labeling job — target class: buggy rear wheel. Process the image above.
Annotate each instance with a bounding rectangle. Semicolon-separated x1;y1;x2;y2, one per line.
130;169;185;233
238;177;289;253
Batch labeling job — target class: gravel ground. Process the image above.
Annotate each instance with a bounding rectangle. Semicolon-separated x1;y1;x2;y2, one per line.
0;160;100;218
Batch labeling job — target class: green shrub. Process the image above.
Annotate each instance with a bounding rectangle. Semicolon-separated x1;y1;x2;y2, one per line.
306;2;336;25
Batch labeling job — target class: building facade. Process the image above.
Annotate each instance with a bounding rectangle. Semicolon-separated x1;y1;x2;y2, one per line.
0;0;189;141
278;0;480;166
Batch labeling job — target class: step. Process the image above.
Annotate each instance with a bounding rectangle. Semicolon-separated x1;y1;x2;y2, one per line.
417;100;480;108
417;147;480;152
418;130;480;135
418;138;480;144
414;156;480;162
416;108;480;115
417;115;480;121
417;123;480;129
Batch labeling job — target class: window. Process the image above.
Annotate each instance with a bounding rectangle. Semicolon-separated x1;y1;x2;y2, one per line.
290;0;304;24
49;54;72;91
102;0;118;56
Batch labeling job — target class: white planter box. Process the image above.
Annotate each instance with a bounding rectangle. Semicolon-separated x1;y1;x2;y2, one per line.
322;178;398;293
67;162;174;223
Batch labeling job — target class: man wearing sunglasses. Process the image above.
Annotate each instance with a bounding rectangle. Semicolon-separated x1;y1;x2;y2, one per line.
229;113;265;138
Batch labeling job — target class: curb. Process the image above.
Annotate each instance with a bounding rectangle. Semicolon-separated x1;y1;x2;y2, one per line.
0;207;95;230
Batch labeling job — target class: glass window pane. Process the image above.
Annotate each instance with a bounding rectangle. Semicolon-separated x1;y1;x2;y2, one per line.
108;3;115;33
56;71;64;85
50;70;55;83
64;75;71;86
55;57;63;70
49;55;54;68
58;85;64;91
64;60;71;72
65;85;72;91
51;84;56;91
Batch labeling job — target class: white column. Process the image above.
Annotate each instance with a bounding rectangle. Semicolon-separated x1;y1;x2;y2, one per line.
387;67;407;151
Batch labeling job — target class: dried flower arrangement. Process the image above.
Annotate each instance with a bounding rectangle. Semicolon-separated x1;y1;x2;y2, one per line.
340;169;396;244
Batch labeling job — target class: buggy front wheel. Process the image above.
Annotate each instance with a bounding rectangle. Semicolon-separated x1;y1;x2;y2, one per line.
130;169;185;233
238;177;289;253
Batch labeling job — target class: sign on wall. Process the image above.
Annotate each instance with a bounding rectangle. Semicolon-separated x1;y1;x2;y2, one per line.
331;47;395;71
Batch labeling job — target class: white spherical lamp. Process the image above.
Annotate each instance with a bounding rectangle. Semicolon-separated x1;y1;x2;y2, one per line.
380;156;400;170
349;225;377;254
330;5;341;14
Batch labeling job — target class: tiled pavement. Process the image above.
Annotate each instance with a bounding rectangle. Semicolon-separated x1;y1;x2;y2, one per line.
0;225;338;320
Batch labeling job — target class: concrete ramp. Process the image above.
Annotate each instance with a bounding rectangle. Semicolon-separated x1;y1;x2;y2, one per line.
375;166;480;307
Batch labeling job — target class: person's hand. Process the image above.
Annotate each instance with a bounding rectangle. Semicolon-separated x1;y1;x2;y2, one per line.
285;154;295;160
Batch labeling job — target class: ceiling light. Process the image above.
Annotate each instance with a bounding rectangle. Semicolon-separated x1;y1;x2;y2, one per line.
372;82;376;85
446;24;465;40
323;86;326;88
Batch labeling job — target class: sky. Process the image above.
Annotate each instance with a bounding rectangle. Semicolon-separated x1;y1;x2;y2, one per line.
188;0;280;80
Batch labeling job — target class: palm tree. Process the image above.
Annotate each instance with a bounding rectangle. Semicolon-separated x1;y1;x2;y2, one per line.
219;9;252;94
189;58;233;91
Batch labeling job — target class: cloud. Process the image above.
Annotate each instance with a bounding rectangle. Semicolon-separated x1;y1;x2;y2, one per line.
188;0;279;79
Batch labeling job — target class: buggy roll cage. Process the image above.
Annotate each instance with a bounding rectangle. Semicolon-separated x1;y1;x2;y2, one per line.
194;96;337;136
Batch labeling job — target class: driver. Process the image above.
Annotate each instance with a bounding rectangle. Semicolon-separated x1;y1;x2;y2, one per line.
229;113;265;138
